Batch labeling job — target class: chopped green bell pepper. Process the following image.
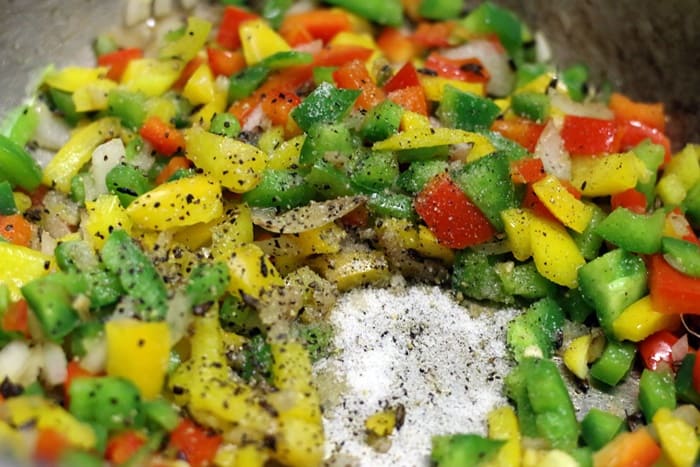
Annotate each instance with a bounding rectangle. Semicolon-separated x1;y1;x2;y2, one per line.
396;160;448;195
291;82;360;132
511;92;550;123
639;367;676;422
324;0;403;26
581;408;626;451
594;207;666;254
367;191;415;220
107;89;147;131
577;248;647;336
0;181;17;215
418;0;463;20
106;164;153;208
229;63;271;101
676;353;700;406
0;134;43;191
209;112;241;138
69;376;144;430
589;339;636;386
661;236;700;277
306;159;357;199
461;2;524;60
101;229;168;321
452;251;514;305
431;434;504;467
243;168;315;209
186;261;230;307
561;64;589;102
360;100;403;143
506;296;564;361
48;88;84;126
21;273;83;341
437;85;501;132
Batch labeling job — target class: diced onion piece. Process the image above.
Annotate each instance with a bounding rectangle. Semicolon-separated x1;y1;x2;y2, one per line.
534;31;552;63
671;334;689;362
550;92;614;119
441;40;515;97
153;0;174;17
180;0;199;9
41;343;68;386
33;101;71;152
242;104;266;133
90;138;126;199
0;341;31;383
80;335;107;374
166;292;193;344
251;196;366;234
125;0;153;26
535;119;571;180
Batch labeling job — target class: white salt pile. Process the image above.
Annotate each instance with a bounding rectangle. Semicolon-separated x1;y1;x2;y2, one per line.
315;284;519;467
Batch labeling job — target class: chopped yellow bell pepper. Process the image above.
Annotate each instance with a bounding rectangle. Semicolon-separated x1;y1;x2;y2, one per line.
122;58;183;97
0;421;27;462
501;208;534;261
464;133;497;162
653;407;700;467
159;16;212;63
184;126;267;193
373;127;486;151
657;173;687;207
12;192;31;213
0;243;54;301
105;319;170;399
240;19;291;66
532;175;594;233
612;295;680;342
42;117;121;192
270;339;322;424
2;396;96;450
126;174;224;231
258;126;285;155
226;243;284;299
44;66;108;92
273;415;325;467
530;215;585;288
563;334;593;379
365;409;397;437
523;449;578;467
215;444;269;467
211;202;255;260
570;152;647;197
72;78;118;112
84;194;133;250
145;96;178;124
191;88;228;130
487;405;521;467
420;75;485;101
183;63;215;106
310;250;391;291
330;31;382;74
663;144;700;190
267;134;305;170
292;222;346;257
400;111;430;132
376;218;454;263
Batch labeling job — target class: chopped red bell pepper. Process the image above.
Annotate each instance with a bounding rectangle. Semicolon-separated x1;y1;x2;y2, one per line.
97;48;143;82
169;419;222;467
342;205;369;229
522;184;557;222
561;115;620;156
383;62;421;93
414;173;496;249
106;430;147;464
280;22;314;47
333;60;385;111
155;156;193;185
280;9;351;43
611;188;647;214
617;119;672;164
491;118;545;153
261;89;301;126
609;92;665;132
216;6;258;50
388;86;428;115
638;330;678;370
173;56;206;90
510;157;546;184
649;254;700;314
2;299;29;337
313;45;374;67
0;214;32;247
412;21;455;48
424;53;490;84
207;47;246;77
34;428;71;463
139;116;186;157
693;351;700;393
377;27;417;64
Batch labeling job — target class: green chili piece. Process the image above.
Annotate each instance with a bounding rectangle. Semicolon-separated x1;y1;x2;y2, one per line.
101;229;168;321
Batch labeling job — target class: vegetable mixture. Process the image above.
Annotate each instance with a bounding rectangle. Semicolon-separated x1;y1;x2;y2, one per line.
0;0;699;465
